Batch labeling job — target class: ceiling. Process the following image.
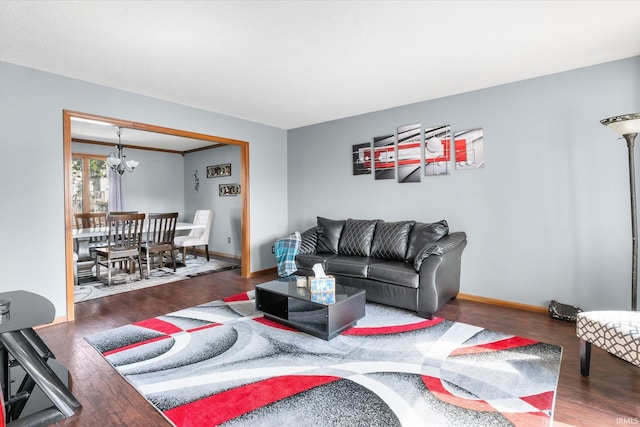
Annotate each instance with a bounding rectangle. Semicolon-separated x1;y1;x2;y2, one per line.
2;1;640;140
70;118;220;152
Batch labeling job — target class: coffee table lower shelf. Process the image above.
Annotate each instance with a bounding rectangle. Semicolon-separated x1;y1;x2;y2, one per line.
255;279;366;340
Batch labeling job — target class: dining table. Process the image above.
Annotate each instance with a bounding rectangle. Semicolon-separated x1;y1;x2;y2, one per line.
72;221;206;261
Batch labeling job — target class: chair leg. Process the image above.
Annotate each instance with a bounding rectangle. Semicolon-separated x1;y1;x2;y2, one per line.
205;244;210;261
107;259;112;286
170;249;176;272
580;338;591;377
145;252;151;279
137;255;144;281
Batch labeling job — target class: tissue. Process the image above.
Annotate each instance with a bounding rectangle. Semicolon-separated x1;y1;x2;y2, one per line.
309;263;335;294
313;263;327;278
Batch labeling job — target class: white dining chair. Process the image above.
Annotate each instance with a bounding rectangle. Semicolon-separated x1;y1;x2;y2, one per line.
174;210;213;262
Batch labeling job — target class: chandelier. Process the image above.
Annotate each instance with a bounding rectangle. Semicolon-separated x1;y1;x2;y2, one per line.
106;127;139;175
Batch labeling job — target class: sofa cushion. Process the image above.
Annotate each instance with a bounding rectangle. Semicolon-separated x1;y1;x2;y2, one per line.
325;255;386;278
338;219;378;257
316;217;345;254
405;220;449;261
298;226;318;255
370;220;415;260
296;253;333;271
368;261;419;288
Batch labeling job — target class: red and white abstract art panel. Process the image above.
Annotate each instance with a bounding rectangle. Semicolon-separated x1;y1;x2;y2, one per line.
424;125;451;176
454;128;485;170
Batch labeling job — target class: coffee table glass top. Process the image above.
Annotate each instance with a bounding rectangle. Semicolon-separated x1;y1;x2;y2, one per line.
256;276;363;306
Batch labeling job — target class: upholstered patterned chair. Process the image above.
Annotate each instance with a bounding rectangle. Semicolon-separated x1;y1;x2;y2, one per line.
576;311;640;376
174;210;213;262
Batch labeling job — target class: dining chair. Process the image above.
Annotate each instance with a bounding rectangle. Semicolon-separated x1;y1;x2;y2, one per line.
73;212;108;255
73;212;108;282
95;213;146;285
174;210;213;262
74;212;107;229
141;212;179;277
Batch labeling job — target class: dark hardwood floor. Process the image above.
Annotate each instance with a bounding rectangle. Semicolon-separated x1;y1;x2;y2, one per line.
33;269;639;426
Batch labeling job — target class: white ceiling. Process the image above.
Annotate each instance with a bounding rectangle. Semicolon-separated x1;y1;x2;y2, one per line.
70;118;220;152
2;0;640;135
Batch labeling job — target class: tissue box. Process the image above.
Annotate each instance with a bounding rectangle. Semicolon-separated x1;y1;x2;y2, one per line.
311;291;336;305
308;276;335;293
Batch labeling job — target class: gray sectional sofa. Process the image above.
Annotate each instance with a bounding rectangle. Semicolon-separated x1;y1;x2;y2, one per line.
292;217;467;319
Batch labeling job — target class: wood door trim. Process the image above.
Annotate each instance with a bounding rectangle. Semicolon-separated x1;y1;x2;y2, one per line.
63;110;251;321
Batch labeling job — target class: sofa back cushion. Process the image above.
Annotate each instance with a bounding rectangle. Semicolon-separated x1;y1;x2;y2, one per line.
316;217;345;254
405;220;449;261
338;219;378;257
298;226;318;255
370;220;415;261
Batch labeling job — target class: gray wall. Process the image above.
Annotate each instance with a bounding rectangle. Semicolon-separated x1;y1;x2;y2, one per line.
287;56;640;311
0;61;288;319
183;145;242;257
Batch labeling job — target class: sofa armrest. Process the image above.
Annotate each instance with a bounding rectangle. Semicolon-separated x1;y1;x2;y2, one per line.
433;232;467;255
415;232;467;318
414;232;466;271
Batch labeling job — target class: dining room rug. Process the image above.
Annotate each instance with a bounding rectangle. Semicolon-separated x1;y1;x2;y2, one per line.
74;256;239;303
85;290;563;426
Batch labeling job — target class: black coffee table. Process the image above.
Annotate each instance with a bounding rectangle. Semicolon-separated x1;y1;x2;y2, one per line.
255;277;366;340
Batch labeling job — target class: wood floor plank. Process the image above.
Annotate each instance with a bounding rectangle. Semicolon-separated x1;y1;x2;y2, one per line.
29;270;640;426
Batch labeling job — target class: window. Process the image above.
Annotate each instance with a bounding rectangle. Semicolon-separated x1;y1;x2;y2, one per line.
72;154;109;215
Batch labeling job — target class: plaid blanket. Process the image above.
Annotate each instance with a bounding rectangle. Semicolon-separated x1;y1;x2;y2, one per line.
274;231;301;276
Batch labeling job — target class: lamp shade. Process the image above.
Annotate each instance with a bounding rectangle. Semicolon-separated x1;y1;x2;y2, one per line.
125;160;139;169
601;113;640;136
106;155;122;167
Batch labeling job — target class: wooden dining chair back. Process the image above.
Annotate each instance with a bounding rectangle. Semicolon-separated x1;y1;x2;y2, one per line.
95;213;146;285
73;212;107;243
74;212;107;229
142;212;179;276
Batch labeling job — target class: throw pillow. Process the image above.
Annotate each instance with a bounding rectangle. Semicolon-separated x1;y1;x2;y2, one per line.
370;220;415;260
405;220;449;261
338;219;379;257
298;226;318;255
316;217;345;254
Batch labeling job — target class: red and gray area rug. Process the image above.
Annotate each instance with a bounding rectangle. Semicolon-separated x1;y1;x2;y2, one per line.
85;291;562;426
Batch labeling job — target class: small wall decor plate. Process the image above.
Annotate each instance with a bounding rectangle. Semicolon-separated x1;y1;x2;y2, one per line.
219;183;240;196
207;163;231;178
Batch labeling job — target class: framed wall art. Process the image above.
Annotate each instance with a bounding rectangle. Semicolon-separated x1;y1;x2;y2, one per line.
397;123;421;183
207;163;231;178
219;183;240;196
424;125;451;176
455;128;485;170
352;142;372;175
373;134;396;180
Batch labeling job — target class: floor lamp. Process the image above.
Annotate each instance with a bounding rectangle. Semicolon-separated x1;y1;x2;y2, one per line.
601;113;640;311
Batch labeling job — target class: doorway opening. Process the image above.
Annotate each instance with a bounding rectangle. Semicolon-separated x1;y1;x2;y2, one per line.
63;110;251;321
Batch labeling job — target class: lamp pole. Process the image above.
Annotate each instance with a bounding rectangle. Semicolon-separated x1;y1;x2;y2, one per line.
601;113;640;311
624;132;638;311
